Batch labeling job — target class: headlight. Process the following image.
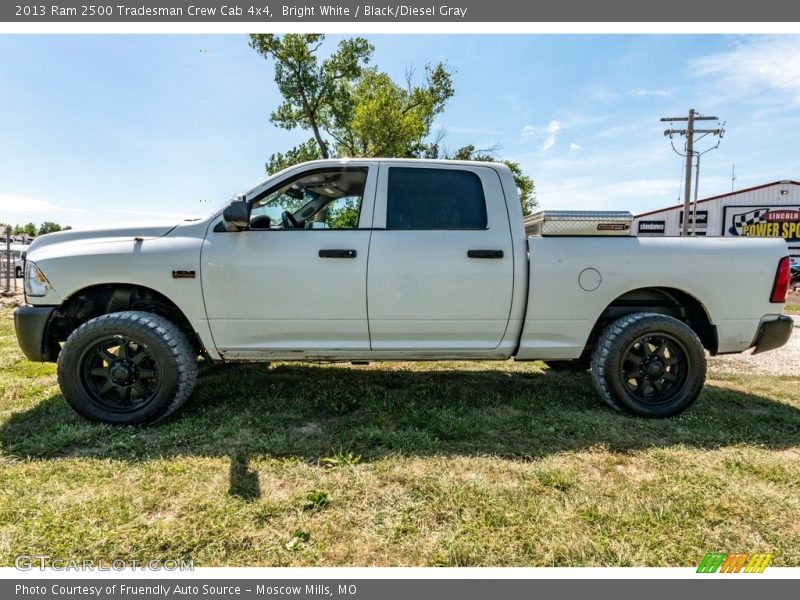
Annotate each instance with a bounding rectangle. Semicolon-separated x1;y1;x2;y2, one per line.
24;261;51;297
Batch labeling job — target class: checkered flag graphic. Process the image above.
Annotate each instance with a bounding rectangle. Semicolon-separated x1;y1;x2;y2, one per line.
730;208;769;236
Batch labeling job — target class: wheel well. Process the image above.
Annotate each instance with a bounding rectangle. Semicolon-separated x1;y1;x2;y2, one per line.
584;287;717;357
45;284;201;360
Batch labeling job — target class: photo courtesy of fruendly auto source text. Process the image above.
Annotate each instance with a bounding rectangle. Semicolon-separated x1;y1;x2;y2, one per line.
1;0;800;598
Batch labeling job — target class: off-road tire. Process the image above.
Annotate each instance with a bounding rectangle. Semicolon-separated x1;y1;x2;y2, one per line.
590;312;706;418
544;359;591;372
57;311;197;425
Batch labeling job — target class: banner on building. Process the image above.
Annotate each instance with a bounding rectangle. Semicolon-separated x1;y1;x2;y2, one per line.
637;220;666;235
724;206;800;242
679;210;708;229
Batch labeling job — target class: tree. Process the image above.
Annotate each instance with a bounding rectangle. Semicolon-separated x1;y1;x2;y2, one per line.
328;65;453;158
249;34;373;160
38;221;63;235
251;34;536;214
266;138;321;175
13;223;36;237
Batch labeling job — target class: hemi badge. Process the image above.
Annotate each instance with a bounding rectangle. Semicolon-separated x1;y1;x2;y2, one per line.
172;270;196;279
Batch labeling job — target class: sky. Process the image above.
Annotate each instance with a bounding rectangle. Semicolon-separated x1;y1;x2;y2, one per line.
1;34;800;228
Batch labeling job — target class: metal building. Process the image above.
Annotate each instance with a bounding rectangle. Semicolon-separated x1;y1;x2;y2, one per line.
633;180;800;257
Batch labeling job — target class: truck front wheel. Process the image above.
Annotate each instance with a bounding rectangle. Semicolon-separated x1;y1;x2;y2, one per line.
57;311;197;425
590;312;706;418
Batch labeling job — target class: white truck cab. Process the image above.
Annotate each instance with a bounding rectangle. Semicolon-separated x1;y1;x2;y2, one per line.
14;159;794;425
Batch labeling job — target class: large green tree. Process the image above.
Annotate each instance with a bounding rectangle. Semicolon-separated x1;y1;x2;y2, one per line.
250;34;536;214
249;34;373;160
328;65;453;158
38;221;63;235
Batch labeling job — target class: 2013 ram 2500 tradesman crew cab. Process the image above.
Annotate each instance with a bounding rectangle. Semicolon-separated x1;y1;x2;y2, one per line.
14;159;794;424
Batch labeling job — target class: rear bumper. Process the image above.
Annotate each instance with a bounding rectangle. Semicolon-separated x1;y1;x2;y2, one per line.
13;305;55;362
752;315;794;355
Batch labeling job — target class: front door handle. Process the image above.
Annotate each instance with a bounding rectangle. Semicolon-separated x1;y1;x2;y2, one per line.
467;249;504;259
319;249;357;258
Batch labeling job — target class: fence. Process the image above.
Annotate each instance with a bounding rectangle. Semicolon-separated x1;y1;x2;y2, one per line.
1;225;21;294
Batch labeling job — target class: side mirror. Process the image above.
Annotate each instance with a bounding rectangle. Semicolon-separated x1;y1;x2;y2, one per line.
222;200;249;231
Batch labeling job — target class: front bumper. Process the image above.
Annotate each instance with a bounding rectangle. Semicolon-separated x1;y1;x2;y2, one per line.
13;305;55;362
752;315;795;355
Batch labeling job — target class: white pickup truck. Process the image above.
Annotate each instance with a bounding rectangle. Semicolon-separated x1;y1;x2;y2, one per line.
14;159;794;424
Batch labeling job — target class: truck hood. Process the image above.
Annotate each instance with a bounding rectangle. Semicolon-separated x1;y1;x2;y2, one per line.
25;221;181;255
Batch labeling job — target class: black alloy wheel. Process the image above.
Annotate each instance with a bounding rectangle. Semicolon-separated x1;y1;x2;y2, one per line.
79;334;163;414
619;333;688;405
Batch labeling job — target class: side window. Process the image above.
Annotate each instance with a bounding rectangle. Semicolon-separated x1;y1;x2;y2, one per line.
249;168;367;230
386;167;488;230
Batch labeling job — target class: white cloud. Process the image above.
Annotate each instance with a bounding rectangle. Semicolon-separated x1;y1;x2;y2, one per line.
530;140;671;172
0;194;85;214
690;37;800;106
0;194;201;227
520;120;561;151
542;120;561;151
537;175;733;214
631;89;672;97
569;142;581;152
109;209;202;220
537;178;681;212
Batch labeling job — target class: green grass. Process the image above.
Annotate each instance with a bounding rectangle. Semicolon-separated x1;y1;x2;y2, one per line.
1;307;799;566
785;303;800;315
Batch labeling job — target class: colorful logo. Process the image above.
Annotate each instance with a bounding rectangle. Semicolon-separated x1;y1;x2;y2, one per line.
727;206;800;241
697;552;772;573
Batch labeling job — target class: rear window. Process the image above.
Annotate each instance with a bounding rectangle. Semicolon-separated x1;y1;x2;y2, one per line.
386;167;488;230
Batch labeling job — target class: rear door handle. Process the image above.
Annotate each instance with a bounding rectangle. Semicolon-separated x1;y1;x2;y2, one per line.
319;249;357;258
467;249;504;259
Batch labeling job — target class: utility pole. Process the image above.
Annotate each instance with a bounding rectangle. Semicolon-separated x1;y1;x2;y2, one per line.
661;109;723;235
731;164;736;192
693;153;701;236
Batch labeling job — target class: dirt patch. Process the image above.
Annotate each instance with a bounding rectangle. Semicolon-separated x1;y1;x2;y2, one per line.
0;288;24;310
709;316;800;376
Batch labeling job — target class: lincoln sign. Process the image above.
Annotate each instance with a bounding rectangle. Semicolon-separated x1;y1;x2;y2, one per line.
726;206;800;242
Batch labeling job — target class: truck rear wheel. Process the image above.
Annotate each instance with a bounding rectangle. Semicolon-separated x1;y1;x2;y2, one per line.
57;311;197;425
590;312;706;418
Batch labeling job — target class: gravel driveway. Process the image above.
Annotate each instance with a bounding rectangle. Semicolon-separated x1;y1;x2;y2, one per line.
709;316;800;376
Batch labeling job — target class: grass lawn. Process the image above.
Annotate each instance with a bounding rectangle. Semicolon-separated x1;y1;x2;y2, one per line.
1;306;799;567
785;303;800;315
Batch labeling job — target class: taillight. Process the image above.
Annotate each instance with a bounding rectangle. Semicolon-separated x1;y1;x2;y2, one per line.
769;256;790;303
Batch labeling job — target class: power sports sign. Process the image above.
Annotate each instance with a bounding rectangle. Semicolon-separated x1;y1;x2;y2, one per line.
725;206;800;242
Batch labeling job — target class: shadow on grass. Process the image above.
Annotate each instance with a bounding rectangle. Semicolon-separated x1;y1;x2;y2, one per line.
2;363;800;472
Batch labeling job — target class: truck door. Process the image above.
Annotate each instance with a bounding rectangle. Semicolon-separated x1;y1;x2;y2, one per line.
201;164;377;356
366;163;514;351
